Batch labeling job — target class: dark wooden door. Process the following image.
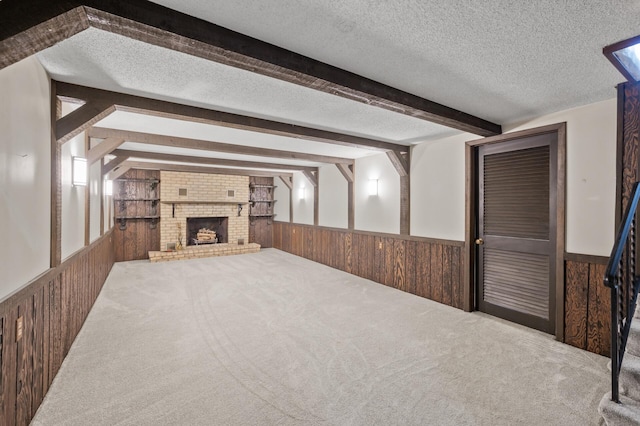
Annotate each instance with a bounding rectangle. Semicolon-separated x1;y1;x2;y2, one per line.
477;133;557;333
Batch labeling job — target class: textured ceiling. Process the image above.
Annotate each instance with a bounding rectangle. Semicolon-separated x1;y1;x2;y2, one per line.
97;111;374;160
147;0;634;123
34;0;640;168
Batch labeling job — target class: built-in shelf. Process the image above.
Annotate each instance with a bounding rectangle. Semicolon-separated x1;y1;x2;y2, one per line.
114;177;161;230
115;215;160;220
249;182;275;224
161;201;249;205
117;178;160;183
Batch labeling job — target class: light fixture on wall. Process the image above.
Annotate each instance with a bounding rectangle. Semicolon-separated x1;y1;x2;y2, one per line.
368;179;378;196
604;35;640;81
72;156;87;187
104;179;113;196
298;184;307;200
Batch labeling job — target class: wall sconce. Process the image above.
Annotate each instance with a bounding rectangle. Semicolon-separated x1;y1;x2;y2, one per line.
298;185;307;200
72;156;87;187
104;179;113;196
368;179;378;196
604;35;640;81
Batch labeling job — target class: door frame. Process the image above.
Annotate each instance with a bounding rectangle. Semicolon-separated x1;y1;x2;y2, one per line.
464;122;566;341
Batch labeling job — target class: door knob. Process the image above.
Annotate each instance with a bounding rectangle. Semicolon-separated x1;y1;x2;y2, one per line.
475;238;484;245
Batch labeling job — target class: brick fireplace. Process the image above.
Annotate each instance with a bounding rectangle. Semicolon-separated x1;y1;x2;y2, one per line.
159;171;249;250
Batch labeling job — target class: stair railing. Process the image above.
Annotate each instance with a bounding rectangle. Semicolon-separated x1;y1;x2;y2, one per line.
605;181;640;402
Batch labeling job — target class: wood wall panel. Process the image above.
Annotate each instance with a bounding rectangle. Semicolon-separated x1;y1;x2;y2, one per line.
274;223;611;357
404;241;416;295
587;263;610;356
393;240;406;291
273;222;465;310
431;245;443;303
442;246;453;307
564;260;589;349
0;230;115;426
564;257;609;356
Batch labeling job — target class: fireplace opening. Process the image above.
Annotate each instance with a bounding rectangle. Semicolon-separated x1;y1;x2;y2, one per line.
186;217;228;245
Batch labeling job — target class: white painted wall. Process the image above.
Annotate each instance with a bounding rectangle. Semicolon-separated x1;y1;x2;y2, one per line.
506;98;617;256
355;153;400;234
292;172;314;224
89;160;102;242
61;124;86;260
318;165;348;229
411;133;473;241
410;98;616;256
0;57;51;300
273;177;290;222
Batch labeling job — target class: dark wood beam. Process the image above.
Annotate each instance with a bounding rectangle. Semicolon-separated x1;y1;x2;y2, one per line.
111;149;319;173
0;4;89;68
87;137;125;165
107;164;132;181
399;175;410;235
314;172;319;226
0;1;501;136
335;164;355;230
102;155;128;176
386;150;410;177
84;132;91;246
386;151;411;235
56;99;115;144
279;176;293;191
50;79;62;267
89;127;353;165
58;82;404;152
335;163;354;183
125;161;292;178
302;171;318;187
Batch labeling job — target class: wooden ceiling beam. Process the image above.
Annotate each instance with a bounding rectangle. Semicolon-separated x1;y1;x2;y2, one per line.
106;164;131;181
125;161;292;178
89;127;354;165
279;176;293;191
335;163;354;183
111;149;319;173
0;1;501;137
302;170;318;187
57;82;404;152
387;150;410;177
87;137;125;165
102;155;128;176
56;99;115;144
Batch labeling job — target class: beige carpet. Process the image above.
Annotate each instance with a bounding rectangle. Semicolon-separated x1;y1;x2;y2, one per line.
32;249;608;425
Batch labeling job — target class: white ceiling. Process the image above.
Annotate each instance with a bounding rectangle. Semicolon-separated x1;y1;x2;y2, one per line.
34;0;640;170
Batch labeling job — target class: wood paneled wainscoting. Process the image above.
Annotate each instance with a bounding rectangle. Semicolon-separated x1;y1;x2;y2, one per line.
0;230;115;425
274;223;612;357
564;254;610;356
272;222;466;310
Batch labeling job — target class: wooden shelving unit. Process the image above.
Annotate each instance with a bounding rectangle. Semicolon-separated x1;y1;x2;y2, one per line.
114;177;160;229
249;178;276;248
249;183;276;221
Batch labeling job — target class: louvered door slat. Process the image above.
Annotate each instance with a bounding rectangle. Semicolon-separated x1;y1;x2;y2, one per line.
483;248;549;318
484;146;550;240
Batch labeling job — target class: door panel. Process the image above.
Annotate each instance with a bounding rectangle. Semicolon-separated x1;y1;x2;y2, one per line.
477;134;556;333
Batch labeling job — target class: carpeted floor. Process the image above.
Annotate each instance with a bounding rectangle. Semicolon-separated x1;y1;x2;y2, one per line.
32;249;608;425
